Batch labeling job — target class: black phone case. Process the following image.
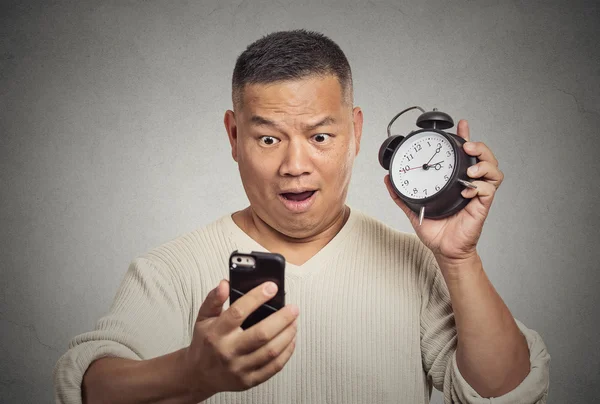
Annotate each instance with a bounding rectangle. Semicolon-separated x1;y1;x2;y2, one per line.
229;250;285;330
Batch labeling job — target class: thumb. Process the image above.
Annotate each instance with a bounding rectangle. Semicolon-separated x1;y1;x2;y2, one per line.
196;279;229;322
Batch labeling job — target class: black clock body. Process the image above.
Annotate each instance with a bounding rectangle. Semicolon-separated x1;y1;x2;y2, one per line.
379;109;478;219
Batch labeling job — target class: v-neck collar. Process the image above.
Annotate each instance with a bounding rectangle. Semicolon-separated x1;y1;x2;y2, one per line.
221;206;360;278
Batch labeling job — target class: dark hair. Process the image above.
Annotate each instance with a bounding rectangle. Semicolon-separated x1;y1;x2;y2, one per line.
232;29;353;109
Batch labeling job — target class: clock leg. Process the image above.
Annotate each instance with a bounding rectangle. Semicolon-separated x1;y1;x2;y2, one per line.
458;179;478;189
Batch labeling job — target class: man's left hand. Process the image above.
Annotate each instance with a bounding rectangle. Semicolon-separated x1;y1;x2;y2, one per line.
384;119;504;267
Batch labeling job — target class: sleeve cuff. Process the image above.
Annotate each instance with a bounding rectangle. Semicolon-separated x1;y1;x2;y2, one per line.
54;340;141;404
449;319;550;404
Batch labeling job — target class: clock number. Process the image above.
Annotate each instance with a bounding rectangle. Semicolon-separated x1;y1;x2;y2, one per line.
448;163;453;169
435;185;441;191
413;188;418;194
423;189;428;196
414;144;422;152
444;175;449;181
436;143;441;153
407;153;414;162
446;150;452;157
427;141;431;147
402;165;410;173
403;180;409;186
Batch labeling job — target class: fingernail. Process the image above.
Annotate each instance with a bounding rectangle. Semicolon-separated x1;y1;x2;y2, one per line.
264;282;277;295
290;305;299;316
468;165;478;174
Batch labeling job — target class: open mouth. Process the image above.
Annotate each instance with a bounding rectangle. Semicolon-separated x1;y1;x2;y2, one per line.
280;190;316;201
278;190;318;212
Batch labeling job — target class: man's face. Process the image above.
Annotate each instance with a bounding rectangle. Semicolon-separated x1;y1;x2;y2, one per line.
224;75;363;238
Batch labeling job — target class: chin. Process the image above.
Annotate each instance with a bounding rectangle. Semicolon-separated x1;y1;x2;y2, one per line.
274;209;318;233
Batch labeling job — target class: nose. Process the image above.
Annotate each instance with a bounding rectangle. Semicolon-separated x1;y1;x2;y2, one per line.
279;138;313;177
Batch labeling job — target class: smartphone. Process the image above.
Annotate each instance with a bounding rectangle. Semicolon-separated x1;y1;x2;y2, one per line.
229;250;286;330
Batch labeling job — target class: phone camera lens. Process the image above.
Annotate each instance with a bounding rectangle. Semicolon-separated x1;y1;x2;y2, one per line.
236;257;242;263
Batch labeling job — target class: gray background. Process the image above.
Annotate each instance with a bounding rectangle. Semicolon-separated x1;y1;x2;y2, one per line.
1;0;599;403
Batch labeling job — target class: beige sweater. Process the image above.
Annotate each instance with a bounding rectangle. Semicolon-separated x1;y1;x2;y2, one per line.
54;208;550;403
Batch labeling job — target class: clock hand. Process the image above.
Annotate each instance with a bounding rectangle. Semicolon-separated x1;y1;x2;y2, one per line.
419;160;445;171
425;160;445;168
402;159;445;173
425;149;440;166
401;166;424;173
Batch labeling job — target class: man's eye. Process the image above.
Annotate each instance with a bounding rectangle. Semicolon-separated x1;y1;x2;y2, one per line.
259;136;280;145
313;133;331;143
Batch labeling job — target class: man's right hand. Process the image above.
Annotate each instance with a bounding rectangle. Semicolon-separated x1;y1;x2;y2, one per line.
183;280;299;400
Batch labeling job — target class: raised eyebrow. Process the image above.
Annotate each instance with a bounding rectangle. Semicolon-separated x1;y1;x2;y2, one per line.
249;115;336;132
303;116;336;131
250;115;278;127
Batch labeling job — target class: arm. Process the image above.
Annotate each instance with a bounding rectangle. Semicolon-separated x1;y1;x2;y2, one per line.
82;349;208;404
419;253;550;403
387;119;550;401
79;283;299;404
54;257;192;404
437;255;530;397
54;257;298;404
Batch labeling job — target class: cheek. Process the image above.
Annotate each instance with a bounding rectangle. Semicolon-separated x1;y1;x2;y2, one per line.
338;156;355;184
320;146;355;183
240;157;271;180
238;146;278;187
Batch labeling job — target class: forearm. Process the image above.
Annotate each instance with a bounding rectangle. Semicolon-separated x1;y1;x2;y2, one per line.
437;254;530;398
82;348;212;404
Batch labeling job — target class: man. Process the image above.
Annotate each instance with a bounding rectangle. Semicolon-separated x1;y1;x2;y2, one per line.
54;30;550;403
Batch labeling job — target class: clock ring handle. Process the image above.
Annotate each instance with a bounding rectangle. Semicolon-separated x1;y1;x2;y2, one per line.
386;106;426;138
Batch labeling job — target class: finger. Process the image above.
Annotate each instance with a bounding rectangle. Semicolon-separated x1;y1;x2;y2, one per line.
467;161;504;187
196;280;229;322
244;334;296;387
235;304;299;355
216;281;279;333
384;175;419;227
456;119;470;142
237;319;297;370
463;141;499;167
461;180;498;204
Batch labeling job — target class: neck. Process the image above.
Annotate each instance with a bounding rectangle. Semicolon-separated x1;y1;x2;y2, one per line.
232;205;350;266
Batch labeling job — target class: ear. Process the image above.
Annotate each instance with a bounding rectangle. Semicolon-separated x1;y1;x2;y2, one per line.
224;110;238;162
352;106;363;156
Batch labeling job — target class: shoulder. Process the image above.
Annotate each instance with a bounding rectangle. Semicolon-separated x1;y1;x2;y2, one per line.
353;209;432;261
135;214;234;277
351;209;437;282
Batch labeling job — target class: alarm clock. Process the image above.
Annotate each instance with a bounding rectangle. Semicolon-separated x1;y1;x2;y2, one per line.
379;106;478;222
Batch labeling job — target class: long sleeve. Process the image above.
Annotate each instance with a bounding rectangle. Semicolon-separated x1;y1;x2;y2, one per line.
53;257;191;404
52;210;551;404
419;257;551;403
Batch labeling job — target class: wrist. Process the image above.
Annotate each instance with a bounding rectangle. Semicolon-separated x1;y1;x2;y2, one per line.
435;252;483;282
180;347;216;403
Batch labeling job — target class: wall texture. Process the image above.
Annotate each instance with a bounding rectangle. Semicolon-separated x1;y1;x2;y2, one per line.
1;0;599;403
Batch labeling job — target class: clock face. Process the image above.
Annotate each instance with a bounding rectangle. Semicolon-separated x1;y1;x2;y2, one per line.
390;131;456;200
